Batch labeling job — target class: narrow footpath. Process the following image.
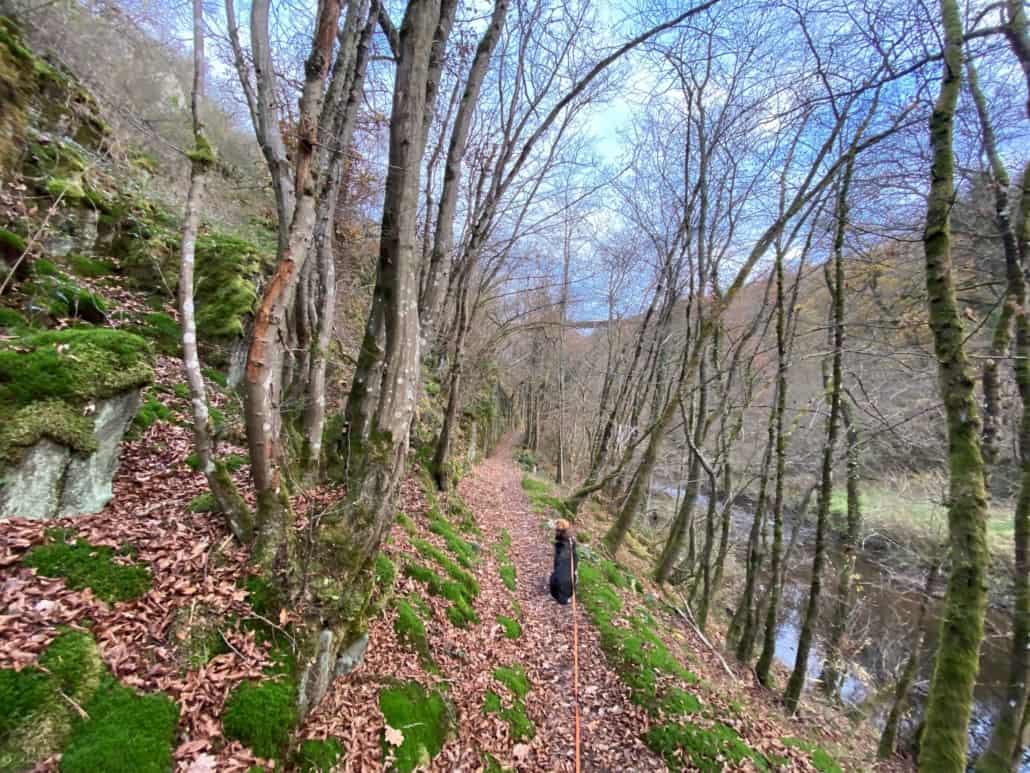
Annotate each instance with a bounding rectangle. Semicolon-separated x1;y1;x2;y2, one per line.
303;438;664;770
456;439;664;772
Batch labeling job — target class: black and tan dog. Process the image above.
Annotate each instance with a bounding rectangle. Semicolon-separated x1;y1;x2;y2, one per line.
548;518;578;604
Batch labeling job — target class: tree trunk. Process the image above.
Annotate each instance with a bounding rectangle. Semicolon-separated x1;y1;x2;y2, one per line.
879;562;940;759
178;0;253;543
969;49;1030;772
756;240;791;687
917;0;991;764
783;152;854;712
297;0;450;715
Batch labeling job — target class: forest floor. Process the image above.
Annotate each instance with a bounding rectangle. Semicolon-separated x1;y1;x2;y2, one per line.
1;420;898;771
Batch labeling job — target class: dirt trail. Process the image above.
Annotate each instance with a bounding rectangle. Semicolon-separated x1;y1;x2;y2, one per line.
455;438;664;772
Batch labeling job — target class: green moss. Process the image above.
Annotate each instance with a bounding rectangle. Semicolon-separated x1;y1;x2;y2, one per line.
133;394;172;431
782;737;842;773
393;599;431;664
45;175;86;202
411;538;479;597
496;614;521;639
492;665;529;699
402;563;479;628
446;493;480;535
23;533;151;603
378;681;452;773
375;553;397;590
0;327;151;409
135;312;180;356
201;367;228;388
0;629;104;770
295;738;342;772
173;383;190;400
224;453;248;472
0;399;96;461
0;664;50;738
67;254;114;278
396;511;417;535
493;530;517;592
34;258;58;276
62;676;179;773
0;227;25;257
660;687;701;717
0;306;27;328
194;233;272;341
483;665;534;741
644;722;766;772
427;516;478;568
45;274;109;322
521;475;572;518
242;574;281;618
482;752;512;772
223;675;297;760
187;492;217;513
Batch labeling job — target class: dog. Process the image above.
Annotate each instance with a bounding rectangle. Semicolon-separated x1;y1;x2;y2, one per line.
548;518;578;604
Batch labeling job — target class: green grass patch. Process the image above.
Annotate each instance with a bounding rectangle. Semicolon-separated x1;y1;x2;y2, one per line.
496;614;521;639
135;312;180;356
379;680;452;772
201;367;228;388
23;532;151;603
295;738;342;772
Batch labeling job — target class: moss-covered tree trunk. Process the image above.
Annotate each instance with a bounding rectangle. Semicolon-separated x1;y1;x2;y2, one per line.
296;0;450;716
917;0;991;764
969;39;1030;770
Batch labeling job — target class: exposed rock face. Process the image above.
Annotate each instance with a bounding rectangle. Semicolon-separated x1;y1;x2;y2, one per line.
0;389;141;519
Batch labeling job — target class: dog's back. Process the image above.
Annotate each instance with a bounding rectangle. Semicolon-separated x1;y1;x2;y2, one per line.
549;535;576;604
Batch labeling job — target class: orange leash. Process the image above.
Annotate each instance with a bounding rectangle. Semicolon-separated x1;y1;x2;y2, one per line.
570;543;581;773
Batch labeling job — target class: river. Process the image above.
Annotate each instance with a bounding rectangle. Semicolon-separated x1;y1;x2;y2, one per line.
649;484;1029;768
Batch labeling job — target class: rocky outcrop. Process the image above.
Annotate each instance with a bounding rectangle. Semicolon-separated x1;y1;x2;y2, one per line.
0;388;141;519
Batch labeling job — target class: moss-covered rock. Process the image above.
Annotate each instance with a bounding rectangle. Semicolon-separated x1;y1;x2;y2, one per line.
379;680;452;772
194;232;273;343
23;531;151;603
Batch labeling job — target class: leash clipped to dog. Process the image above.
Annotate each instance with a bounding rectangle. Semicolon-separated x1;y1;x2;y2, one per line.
570;543;581;773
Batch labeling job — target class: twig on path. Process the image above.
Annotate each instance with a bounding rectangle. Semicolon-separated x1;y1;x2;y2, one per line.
673;593;736;683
